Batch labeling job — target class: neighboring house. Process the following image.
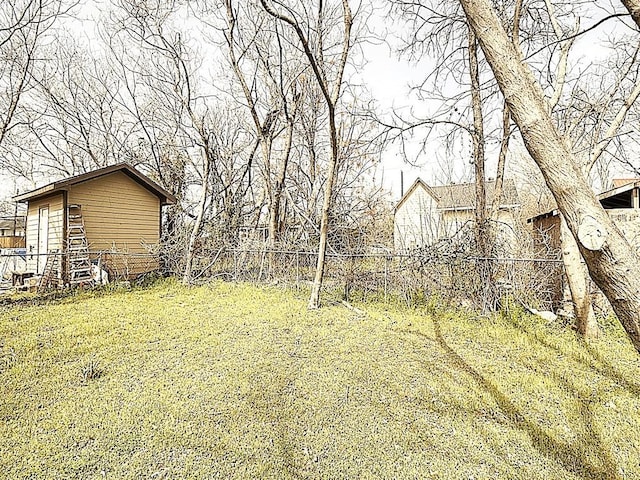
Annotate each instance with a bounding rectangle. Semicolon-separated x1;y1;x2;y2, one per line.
0;216;26;249
394;178;521;251
529;179;640;254
13;163;176;278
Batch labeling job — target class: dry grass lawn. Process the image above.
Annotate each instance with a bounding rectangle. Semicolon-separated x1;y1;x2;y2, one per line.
1;280;639;479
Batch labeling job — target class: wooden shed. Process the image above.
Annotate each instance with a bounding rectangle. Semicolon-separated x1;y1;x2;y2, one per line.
14;163;176;281
528;179;640;308
528;179;640;253
0;216;25;249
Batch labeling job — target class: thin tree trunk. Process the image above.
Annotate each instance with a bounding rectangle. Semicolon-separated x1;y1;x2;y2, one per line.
560;215;600;337
308;109;339;309
469;27;487;254
268;120;295;248
183;158;210;284
260;0;352;309
469;26;494;309
490;0;519;219
490;103;509;221
458;0;640;353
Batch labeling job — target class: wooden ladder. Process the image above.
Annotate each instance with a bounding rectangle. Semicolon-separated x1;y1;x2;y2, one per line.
38;249;62;292
67;204;94;287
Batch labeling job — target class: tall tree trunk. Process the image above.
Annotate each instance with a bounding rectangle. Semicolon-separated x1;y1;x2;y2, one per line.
469;26;494;309
260;0;352;309
308;109;339;309
268;121;294;248
560;215;600;337
458;0;640;353
542;0;599;337
469;27;487;255
183;157;210;284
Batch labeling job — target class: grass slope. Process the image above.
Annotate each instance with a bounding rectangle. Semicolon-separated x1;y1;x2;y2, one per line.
1;280;639;479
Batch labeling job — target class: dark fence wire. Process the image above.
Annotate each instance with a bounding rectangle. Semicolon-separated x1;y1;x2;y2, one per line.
188;248;564;310
1;248;564;310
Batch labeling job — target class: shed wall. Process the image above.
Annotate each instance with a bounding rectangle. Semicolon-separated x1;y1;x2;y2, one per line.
608;209;640;251
67;171;160;253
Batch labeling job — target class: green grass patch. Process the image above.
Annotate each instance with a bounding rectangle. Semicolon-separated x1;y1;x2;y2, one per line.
1;279;639;479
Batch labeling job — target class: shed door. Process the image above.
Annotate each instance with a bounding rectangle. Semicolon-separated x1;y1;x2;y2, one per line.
37;206;49;273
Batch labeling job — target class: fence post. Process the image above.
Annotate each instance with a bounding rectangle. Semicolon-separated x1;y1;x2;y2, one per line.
384;254;389;303
233;249;238;281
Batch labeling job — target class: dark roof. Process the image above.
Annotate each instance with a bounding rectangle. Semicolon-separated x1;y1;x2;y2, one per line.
396;178;520;212
0;216;25;230
13;163;176;205
598;180;640;202
528;180;640;222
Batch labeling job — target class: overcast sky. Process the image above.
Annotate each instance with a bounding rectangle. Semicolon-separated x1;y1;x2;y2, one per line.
1;0;637;205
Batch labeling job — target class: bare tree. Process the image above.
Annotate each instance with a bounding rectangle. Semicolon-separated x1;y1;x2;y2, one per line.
109;0;221;283
533;1;640;338
260;0;354;309
0;0;75;179
458;0;640;353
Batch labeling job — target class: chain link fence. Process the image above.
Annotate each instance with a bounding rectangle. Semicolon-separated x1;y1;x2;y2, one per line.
0;250;161;293
184;247;564;311
1;245;564;311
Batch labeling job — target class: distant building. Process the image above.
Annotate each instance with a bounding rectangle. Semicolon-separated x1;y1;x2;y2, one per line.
0;216;26;249
529;179;640;254
394;178;521;251
14;163;176;279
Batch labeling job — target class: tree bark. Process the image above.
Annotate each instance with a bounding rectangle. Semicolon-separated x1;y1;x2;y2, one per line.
469;27;487;254
183;154;210;284
560;215;600;337
457;0;640;353
621;0;640;29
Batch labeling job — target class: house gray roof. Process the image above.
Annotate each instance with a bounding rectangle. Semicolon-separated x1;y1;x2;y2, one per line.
430;180;520;210
396;178;520;212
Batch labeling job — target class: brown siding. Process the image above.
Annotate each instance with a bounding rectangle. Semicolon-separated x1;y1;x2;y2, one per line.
25;194;64;272
0;237;25;248
67;171;161;276
532;215;560;257
67;171;161;253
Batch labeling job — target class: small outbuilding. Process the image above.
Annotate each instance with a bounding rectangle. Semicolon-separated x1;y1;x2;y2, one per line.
527;179;640;309
13;163;176;281
529;179;640;254
0;216;25;249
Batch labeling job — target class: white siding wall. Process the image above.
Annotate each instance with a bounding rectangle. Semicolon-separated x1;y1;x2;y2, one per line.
609;209;640;251
394;186;440;251
25;194;64;273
